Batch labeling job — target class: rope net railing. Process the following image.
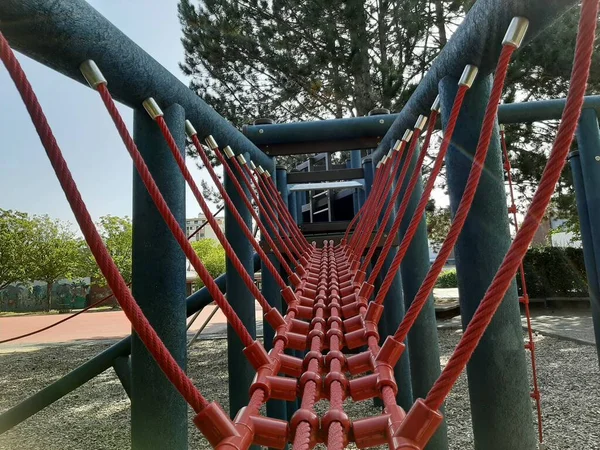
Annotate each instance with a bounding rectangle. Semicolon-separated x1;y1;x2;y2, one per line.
0;0;597;447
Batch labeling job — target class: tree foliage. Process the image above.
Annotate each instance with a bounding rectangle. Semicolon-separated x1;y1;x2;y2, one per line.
425;199;451;251
28;215;81;311
78;215;133;286
191;238;226;288
0;209;35;290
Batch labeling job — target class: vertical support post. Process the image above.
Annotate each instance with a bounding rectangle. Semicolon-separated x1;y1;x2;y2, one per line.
362;156;374;197
350;149;363;214
440;75;535;450
224;152;256;420
296;191;304;225
289;190;298;223
398;144;448;450
573;108;600;363
131;104;187;450
261;159;287;424
377;154;413;411
275;165;299;418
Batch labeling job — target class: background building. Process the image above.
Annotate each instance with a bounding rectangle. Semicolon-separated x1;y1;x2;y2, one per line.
185;213;224;241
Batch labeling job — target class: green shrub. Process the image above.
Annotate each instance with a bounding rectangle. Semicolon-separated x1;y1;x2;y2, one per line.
519;246;588;298
436;269;457;288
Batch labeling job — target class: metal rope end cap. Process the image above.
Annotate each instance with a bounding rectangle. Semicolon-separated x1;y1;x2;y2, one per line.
142;98;163;120
223;145;235;158
237;154;247;165
415;114;428;131
249;160;257;170
393;139;403;151
376;160;382;169
265;170;271;177
80;60;107;89
500;124;505;132
257;166;265;174
502;17;529;48
402;129;413;142
205;135;218;150
431;94;441;112
381;154;388;165
185;120;197;137
458;64;479;88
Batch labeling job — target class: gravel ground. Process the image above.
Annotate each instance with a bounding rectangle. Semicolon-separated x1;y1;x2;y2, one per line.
0;329;598;449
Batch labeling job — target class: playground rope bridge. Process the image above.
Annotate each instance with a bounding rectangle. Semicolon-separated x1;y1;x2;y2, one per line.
1;0;600;448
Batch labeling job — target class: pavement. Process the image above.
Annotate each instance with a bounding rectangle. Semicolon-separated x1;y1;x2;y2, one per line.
0;289;596;348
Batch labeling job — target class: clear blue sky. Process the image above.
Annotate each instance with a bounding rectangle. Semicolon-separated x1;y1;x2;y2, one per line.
0;0;215;224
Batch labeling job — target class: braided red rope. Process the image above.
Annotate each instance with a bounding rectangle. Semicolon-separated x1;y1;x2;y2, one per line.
360;130;422;273
189;137;290;289
501;127;544;443
154;116;274;313
0;32;208;412
390;46;515;336
353;143;407;261
368;85;469;290
95;84;255;349
426;0;598;409
209;143;297;277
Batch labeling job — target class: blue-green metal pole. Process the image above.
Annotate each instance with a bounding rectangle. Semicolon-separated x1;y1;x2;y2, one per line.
261;160;287;425
574;109;600;363
275;165;300;417
131;104;187;449
440;75;535;450
224;153;256;423
375;151;413;411
295;192;304;225
398;144;448;450
350;150;363;214
362;156;374;196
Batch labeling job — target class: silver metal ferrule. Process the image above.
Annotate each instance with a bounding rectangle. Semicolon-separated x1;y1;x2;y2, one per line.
415;115;428;131
249;160;257;170
237;154;247;165
381;155;388;165
142;98;163;120
223;145;235;159
431;94;441;112
184;120;197;137
458;65;479;88
502;17;529;48
205;135;218;150
265;170;271;177
500;124;505;132
257;166;265;174
402;129;413;142
393;139;403;151
80;60;107;89
376;161;382;169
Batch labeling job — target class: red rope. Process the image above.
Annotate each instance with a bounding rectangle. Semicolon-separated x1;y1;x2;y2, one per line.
390;46;515;340
360;131;422;273
95;83;254;349
189;137;290;289
208;143;297;278
369;85;469;290
501;127;544;443
0;32;208;412
154;116;273;313
426;0;598;409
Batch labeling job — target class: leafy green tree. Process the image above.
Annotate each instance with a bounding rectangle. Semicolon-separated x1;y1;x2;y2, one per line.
425;199;451;252
0;209;35;290
78;215;133;286
28;215;81;311
191;238;226;288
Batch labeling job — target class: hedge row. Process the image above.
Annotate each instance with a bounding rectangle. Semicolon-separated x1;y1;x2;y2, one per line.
434;247;588;298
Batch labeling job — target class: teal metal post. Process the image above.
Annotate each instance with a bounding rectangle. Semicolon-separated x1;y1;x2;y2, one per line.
224;152;256;422
398;143;448;450
376;152;413;411
351;150;363;214
440;75;535;450
574;108;600;363
131;104;187;449
261;160;287;424
362;156;374;196
276;165;300;417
